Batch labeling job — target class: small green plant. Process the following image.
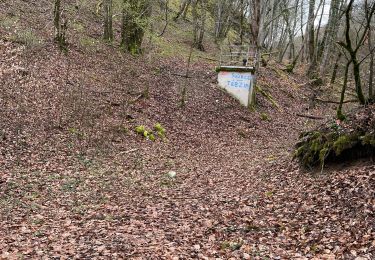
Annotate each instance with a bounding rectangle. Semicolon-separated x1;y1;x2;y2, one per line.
220;241;242;251
154;123;166;138
135;125;146;135
135;125;151;139
136;123;167;141
237;129;247;138
148;133;155;141
68;127;84;139
260;113;270;121
135;125;153;141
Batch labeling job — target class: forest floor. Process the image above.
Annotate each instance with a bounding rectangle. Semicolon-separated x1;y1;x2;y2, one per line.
1;37;374;259
1;1;374;258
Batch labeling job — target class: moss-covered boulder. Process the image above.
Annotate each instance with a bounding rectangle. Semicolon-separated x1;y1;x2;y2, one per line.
294;105;375;169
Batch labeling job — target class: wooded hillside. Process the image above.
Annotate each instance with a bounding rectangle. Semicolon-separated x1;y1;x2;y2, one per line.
0;0;374;259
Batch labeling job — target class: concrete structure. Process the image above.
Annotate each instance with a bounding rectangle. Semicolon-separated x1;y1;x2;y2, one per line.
216;66;255;107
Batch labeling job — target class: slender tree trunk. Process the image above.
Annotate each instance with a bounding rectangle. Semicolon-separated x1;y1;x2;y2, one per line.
306;0;317;77
214;0;222;40
54;0;67;51
369;27;374;100
337;60;351;120
300;0;306;61
367;2;374;100
330;52;341;84
192;0;206;51
103;0;113;42
239;0;245;45
352;56;366;104
249;0;261;47
267;0;276;50
290;0;300;60
319;0;341;76
315;0;326;53
54;0;61;41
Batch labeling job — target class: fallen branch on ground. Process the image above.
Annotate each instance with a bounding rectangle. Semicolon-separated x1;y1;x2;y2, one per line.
315;98;357;104
296;113;324;120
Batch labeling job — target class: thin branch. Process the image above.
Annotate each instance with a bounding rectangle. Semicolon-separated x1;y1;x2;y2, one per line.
296;113;325;120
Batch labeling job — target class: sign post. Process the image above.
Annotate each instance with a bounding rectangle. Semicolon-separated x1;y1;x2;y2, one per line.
216;66;255;107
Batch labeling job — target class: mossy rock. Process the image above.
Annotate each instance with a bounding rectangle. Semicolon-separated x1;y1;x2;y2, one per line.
294;107;375;169
333;134;358;156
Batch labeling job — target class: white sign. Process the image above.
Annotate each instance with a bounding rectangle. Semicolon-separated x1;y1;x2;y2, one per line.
218;71;254;107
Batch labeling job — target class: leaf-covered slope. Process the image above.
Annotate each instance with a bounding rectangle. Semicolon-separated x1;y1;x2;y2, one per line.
0;2;374;258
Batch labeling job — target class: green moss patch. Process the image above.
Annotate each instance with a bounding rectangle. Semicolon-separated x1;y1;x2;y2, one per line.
294;105;375;169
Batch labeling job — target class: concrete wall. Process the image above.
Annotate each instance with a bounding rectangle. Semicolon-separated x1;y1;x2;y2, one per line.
217;70;254;107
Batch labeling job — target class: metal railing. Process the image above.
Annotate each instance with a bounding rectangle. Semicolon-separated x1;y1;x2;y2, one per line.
219;45;258;67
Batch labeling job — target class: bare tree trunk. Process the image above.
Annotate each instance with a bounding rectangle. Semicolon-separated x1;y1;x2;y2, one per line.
266;0;277;50
249;0;261;47
239;0;245;45
369;27;374;100
330;52;341;84
290;0;300;60
315;0;326;53
300;0;306;61
214;0;223;39
54;0;67;51
337;60;351;120
192;0;206;51
319;0;342;76
103;0;113;42
281;1;296;61
367;0;374;100
306;0;317;77
54;0;61;41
